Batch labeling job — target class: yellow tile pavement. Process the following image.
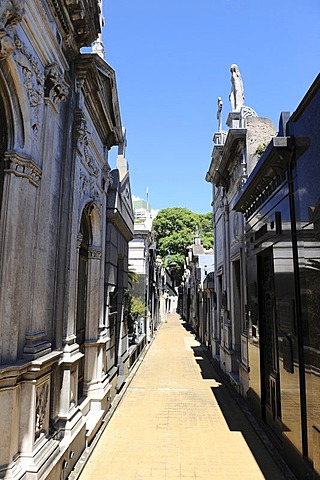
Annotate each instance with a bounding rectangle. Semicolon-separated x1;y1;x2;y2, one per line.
79;314;288;480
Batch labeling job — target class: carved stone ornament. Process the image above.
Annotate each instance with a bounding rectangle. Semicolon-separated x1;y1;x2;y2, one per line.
80;169;102;210
101;164;113;191
4;151;42;186
124;184;130;202
45;62;69;103
0;0;25;60
13;34;45;139
77;232;83;248
74;111;89;152
88;247;102;260
35;381;49;441
80;170;92;196
74;110;99;176
14;35;44;106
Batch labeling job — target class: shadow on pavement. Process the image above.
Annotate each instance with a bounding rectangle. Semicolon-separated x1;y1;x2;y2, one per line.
180;319;288;480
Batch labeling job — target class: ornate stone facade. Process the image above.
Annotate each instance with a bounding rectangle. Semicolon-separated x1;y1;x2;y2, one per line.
0;1;134;478
206;65;276;393
0;0;25;60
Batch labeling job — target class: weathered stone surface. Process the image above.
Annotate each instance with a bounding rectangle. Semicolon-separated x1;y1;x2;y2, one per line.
0;1;134;478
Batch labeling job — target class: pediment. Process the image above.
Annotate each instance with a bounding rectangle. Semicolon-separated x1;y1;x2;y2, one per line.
119;171;134;215
75;54;122;148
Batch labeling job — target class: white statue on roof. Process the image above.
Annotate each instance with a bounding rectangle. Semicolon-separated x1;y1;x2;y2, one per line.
229;64;244;112
92;0;105;58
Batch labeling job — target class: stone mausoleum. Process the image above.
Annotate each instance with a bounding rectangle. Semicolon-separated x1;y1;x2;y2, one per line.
0;1;134;478
234;73;320;480
206;64;276;393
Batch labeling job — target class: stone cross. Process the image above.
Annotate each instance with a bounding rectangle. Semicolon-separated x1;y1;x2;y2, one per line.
217;97;223;132
118;127;127;156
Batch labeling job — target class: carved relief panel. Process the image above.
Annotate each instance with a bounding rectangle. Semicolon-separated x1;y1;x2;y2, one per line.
74;109;105;215
34;378;50;443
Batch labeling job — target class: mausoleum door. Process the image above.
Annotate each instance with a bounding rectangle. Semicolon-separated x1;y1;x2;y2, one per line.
258;247;281;429
76;213;91;401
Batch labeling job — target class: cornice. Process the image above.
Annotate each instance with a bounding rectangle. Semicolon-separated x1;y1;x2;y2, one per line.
217;128;246;182
206;143;224;183
233;136;309;218
206;129;246;187
50;0;100;51
106;207;134;242
4;151;42;187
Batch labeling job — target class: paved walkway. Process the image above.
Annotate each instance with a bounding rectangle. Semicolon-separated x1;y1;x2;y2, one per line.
79;314;289;479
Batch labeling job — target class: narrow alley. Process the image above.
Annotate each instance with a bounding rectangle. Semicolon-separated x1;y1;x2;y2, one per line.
77;314;292;480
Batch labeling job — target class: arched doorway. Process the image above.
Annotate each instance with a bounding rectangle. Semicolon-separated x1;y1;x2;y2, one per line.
76;209;92;401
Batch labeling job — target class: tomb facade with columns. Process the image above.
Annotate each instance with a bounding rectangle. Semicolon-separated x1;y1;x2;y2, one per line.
0;1;134;478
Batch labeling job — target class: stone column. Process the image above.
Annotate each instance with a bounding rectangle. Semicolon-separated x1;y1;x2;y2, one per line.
0;152;41;363
84;247;109;400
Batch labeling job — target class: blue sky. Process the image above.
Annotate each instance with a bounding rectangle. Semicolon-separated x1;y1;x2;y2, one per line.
103;0;320;214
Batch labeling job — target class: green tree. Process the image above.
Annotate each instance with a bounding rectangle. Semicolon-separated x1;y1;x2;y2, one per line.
152;207;213;282
197;211;214;249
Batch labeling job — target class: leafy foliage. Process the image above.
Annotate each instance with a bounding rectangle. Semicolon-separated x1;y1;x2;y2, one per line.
128;265;139;287
255;143;268;158
129;295;146;319
197;211;214;249
152;207;213;282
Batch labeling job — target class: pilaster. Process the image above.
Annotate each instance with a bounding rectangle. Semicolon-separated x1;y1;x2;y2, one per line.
0;151;41;363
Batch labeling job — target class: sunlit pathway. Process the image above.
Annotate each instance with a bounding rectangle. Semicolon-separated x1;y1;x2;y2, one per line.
79;314;288;480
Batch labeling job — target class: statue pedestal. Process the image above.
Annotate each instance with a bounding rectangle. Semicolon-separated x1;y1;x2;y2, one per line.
226;111;241;128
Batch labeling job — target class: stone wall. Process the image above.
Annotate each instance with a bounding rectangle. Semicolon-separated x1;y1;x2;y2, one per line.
0;1;133;478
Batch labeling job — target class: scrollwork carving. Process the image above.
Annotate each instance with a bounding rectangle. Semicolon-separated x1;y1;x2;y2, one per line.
0;0;25;60
80;169;101;201
14;35;44;105
80;169;102;217
74;110;99;176
13;34;44;139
